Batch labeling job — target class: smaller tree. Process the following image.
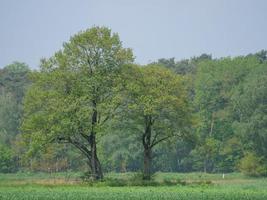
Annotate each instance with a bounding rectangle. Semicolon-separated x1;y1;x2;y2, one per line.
124;65;193;179
196;138;220;173
238;152;266;177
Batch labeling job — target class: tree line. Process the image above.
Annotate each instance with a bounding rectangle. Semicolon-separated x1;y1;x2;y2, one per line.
0;27;266;179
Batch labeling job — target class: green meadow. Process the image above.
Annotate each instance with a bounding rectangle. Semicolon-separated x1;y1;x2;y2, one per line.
0;172;266;200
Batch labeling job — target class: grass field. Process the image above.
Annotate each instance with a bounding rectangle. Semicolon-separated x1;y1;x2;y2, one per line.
0;172;266;200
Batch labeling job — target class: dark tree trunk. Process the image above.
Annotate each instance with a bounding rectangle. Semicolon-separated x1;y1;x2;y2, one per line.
142;116;153;180
143;147;152;180
89;100;103;180
89;134;103;180
204;158;207;173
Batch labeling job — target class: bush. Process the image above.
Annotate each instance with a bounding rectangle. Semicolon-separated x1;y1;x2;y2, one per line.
238;152;266;177
0;144;15;173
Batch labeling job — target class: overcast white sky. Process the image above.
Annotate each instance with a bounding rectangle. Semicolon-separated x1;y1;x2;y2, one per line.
1;0;267;68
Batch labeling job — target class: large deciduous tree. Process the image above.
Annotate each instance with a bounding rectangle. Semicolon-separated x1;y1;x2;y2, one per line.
22;27;133;180
124;65;192;179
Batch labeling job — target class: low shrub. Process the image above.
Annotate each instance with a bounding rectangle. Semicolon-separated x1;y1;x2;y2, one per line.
238;152;267;177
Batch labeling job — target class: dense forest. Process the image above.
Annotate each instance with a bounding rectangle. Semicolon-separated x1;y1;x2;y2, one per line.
0;27;266;179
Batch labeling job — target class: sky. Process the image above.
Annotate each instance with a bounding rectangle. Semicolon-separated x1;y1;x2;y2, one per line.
1;0;267;68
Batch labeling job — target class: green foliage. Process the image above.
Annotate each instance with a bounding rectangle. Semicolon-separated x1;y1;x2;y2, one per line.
0;61;30;103
94;51;267;175
189;54;267;173
231;64;267;159
238;152;267;177
1;26;267;178
0;62;31;172
0;144;14;173
99;131;142;172
0;62;30;140
156;54;212;75
22;27;134;179
22;26;133;149
219;137;243;172
123;65;193;144
0;93;19;143
121;64;193;178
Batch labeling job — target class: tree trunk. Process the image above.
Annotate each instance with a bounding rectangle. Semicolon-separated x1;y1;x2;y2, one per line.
143;147;152;180
142;116;152;180
90;134;103;180
204;158;207;173
89;100;103;180
209;112;215;137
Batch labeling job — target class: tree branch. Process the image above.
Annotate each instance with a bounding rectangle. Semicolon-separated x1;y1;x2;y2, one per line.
151;131;182;148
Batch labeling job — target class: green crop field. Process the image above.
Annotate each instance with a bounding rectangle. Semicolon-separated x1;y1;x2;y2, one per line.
0;173;266;200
